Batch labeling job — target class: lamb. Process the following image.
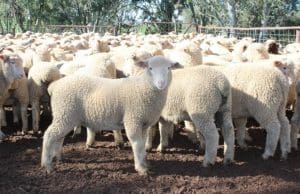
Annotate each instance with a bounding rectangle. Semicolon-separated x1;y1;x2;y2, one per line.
284;43;300;53
73;53;124;148
74;39;110;58
145;66;235;167
265;39;280;54
27;62;62;134
163;41;202;67
41;55;178;175
242;42;269;62
59;53;116;76
0;52;28;141
111;48;153;77
220;62;291;160
231;59;296;144
231;39;251;63
208;42;231;56
34;44;52;62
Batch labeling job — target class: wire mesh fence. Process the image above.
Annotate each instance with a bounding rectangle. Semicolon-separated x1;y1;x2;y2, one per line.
197;26;300;46
1;21;300;46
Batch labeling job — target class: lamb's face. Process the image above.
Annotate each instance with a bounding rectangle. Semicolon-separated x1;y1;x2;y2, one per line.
0;54;25;82
273;60;296;85
137;56;178;90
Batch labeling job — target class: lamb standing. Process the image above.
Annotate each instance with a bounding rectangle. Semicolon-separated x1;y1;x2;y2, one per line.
41;56;178;175
0;53;28;141
146;66;235;166
28;62;62;133
73;53;124;148
222;63;291;160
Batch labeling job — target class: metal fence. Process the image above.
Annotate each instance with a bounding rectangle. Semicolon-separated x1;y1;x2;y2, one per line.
2;22;300;46
197;26;300;46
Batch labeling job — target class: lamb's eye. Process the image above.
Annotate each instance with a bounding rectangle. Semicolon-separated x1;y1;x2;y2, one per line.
168;66;171;70
149;67;152;70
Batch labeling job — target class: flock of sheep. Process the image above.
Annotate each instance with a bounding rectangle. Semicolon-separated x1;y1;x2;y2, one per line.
0;30;300;175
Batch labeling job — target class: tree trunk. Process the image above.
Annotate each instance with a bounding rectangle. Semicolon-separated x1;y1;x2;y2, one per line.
226;0;237;37
188;1;198;32
259;0;271;42
11;0;25;33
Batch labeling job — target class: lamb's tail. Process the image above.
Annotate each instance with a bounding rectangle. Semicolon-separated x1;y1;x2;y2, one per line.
216;73;231;109
214;72;233;129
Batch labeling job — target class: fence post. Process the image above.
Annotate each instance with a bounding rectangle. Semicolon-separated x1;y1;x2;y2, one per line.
174;21;177;34
296;30;300;43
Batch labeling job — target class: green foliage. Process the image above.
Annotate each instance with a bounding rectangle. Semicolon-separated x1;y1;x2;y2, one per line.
0;0;299;34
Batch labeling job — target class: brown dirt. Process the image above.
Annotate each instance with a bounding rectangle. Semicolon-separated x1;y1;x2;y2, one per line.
0;111;299;194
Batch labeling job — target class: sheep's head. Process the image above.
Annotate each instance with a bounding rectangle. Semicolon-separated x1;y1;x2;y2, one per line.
94;39;110;52
136;55;180;90
265;40;280;54
0;53;25;82
273;60;296;85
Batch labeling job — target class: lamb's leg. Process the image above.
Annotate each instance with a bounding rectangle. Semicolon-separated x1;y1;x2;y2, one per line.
184;121;198;144
31;101;40;133
41;122;72;173
261;121;281;160
54;137;65;162
20;104;28;135
1;107;7;127
12;104;19;124
145;126;157;151
185;121;205;150
157;119;174;152
193;117;219;167
73;126;82;135
113;130;124;149
86;127;96;148
125;124;148;175
278;109;291;159
234;118;248;149
244;130;253;142
290;114;299;150
219;115;235;165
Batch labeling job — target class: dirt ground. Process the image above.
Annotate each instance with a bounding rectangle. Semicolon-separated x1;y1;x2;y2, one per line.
0;111;299;194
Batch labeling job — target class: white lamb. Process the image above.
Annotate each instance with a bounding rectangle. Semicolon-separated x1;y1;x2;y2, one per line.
242;42;269;62
220;62;291;160
0;52;28;141
41;56;178;175
73;53;124;148
28;62;62;133
146;66;235;167
163;41;202;67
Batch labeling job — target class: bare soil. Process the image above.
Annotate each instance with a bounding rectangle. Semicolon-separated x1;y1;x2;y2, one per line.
0;111;299;194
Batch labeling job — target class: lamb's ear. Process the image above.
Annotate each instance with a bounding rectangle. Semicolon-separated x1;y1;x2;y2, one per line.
0;54;7;61
56;63;64;69
273;60;283;68
6;48;14;52
170;62;182;69
135;60;148;68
